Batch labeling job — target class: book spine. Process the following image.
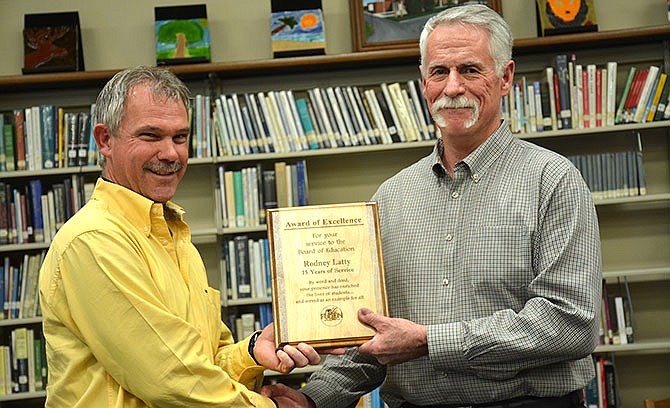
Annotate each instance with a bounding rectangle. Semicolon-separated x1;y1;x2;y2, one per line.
12;110;26;171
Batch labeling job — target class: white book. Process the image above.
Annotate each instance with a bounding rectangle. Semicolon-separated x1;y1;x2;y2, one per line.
257;92;283;153
286;90;309;150
326;87;352;146
221;96;242;156
389;83;419;141
381;83;406;142
606;62;618;126
532;81;544;132
353;86;380;143
364;89;392;144
633;65;660;123
213;97;232;156
587;64;597;128
599;68;607;127
401;88;422;141
614;296;628;345
346;86;372;145
334;86;360;145
267;91;291;151
407;80;430;140
575;64;584;129
230;93;252;154
252;240;264;298
311;88;338;148
526;83;537;133
227;239;238;300
218;166;228;228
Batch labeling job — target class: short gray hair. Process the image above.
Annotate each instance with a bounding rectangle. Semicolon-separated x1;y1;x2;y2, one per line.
94;66;191;167
419;4;513;78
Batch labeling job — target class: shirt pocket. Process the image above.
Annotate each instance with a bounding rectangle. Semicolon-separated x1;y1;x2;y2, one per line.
463;225;533;312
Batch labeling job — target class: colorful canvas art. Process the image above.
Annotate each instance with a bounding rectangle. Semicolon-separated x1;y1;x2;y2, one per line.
536;0;598;36
155;5;210;65
271;8;325;58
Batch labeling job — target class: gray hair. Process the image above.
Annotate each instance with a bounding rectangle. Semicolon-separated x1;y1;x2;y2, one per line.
94;66;191;167
419;4;513;78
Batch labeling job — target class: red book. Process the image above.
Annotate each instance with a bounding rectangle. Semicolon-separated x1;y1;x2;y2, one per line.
624;69;648;121
582;70;590;128
595;68;603;127
12;110;26;171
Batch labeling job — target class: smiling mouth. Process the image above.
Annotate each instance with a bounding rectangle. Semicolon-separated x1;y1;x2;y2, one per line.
144;162;182;175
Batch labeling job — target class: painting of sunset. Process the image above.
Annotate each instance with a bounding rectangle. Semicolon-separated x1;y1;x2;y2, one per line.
271;8;326;57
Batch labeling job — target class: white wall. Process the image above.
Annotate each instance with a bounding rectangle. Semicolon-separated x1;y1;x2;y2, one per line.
0;0;667;76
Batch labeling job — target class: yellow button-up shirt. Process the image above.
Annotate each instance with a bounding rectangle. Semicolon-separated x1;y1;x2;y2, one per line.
39;178;274;407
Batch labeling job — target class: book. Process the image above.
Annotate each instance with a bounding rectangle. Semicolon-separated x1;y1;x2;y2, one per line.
12;327;29;392
234;235;252;298
633;65;660;123
605;62;617;126
614;66;637;124
554;54;573;129
645;72;667;122
654;73;670;121
13;110;27;171
274;161;288;208
2;118;15;172
28;180;44;243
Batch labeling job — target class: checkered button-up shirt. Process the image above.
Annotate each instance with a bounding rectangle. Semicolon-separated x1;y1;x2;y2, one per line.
302;122;602;408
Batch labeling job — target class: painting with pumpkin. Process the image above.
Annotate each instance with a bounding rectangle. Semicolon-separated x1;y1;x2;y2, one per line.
536;0;598;36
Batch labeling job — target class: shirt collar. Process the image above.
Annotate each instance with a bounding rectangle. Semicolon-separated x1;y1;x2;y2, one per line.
431;120;514;180
91;178;186;236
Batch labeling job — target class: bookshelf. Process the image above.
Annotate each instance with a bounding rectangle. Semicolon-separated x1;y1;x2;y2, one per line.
0;25;669;408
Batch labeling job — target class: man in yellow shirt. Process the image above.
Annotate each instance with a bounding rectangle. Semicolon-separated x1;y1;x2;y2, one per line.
38;66;331;407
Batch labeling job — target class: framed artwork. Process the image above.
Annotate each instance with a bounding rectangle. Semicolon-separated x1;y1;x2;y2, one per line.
536;0;598;36
271;8;326;58
350;0;502;52
22;11;84;74
155;4;211;66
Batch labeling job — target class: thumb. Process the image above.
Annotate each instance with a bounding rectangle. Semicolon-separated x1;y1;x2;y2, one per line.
358;307;378;327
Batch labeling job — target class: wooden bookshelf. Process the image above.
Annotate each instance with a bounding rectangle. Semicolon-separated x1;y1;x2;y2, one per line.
0;24;669;408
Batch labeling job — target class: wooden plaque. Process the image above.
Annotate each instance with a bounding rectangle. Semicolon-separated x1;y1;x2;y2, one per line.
267;202;388;349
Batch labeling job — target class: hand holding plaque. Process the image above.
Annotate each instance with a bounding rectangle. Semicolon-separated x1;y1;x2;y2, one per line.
267;202;388;349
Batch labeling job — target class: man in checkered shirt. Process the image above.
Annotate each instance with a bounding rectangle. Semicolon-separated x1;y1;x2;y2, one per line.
263;4;601;408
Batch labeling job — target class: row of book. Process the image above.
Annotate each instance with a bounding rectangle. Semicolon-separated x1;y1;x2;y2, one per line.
218;160;308;229
600;278;635;347
223;236;272;302
566;148;647;201
2;69;669;169
227;305;273;343
0;176;93;246
0;327;47;395
585;355;619;408
524;56;670;134
0;107;97;173
198;80;437;158
508;60;670;135
0;252;44;321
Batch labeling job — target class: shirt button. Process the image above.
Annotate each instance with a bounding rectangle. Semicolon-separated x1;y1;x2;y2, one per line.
162;239;168;245
451;191;459;199
143;226;149;232
442;278;449;286
446;233;453;241
473;173;481;182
